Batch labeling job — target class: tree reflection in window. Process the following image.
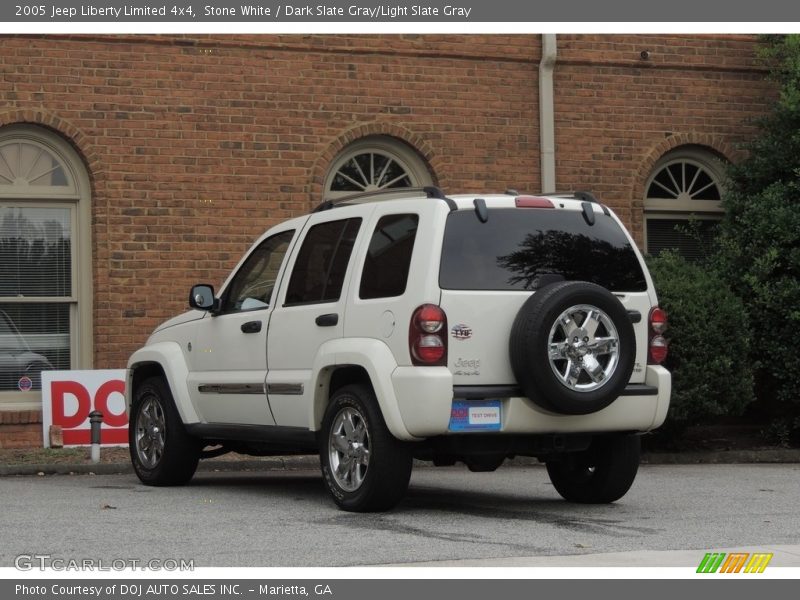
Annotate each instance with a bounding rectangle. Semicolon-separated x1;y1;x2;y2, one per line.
439;210;647;293
498;229;646;292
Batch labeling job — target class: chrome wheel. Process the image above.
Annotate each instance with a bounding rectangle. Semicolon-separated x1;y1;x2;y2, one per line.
135;395;166;469
328;406;371;492
547;304;620;392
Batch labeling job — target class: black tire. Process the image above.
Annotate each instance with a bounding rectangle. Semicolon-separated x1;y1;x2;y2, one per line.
129;376;201;486
320;384;412;512
510;281;636;415
546;434;640;503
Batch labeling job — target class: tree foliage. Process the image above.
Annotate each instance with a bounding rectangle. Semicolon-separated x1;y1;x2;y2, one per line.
715;35;800;441
648;251;754;432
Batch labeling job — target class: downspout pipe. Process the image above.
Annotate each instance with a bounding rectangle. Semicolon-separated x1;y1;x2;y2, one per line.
539;34;557;193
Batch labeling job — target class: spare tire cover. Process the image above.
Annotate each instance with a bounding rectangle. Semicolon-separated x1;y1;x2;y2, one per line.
509;281;636;415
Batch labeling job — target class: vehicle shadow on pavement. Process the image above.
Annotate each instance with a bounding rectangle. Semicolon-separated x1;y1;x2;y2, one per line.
183;471;330;502
188;471;323;487
182;471;656;536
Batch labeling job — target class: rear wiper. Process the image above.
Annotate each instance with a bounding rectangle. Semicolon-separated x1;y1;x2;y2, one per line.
473;198;489;223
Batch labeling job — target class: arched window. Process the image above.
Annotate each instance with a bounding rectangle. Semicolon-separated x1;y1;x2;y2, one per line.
324;136;433;199
0;125;92;409
644;147;725;261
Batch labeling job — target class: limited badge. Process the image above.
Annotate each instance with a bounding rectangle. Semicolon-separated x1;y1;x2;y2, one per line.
451;324;473;340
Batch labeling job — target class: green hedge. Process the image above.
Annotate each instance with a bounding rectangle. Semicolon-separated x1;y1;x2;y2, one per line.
712;37;800;443
647;251;754;433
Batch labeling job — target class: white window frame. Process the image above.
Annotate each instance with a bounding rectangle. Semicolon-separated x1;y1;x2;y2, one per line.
643;148;725;257
0;125;92;410
324;136;433;199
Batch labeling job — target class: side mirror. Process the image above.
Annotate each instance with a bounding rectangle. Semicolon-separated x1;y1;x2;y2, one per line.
189;284;218;311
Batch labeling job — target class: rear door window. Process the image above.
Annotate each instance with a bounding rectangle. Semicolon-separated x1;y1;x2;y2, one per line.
359;214;419;299
285;218;361;305
439;209;647;292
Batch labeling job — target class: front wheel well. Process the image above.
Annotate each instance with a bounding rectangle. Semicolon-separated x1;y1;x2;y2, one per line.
131;362;167;395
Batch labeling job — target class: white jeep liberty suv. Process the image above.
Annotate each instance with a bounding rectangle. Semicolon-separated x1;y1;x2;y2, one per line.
126;187;671;512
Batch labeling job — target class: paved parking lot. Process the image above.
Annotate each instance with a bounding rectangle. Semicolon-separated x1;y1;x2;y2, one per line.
1;463;798;567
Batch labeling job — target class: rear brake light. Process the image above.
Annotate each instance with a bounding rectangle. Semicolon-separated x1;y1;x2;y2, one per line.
650;307;668;334
410;304;447;366
648;307;669;364
515;196;554;209
416;304;445;333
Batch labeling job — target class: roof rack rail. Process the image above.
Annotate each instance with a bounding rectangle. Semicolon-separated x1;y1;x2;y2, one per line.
538;190;610;216
573;190;599;204
507;189;591;199
423;186;447;200
311;186;456;213
540;190;596;200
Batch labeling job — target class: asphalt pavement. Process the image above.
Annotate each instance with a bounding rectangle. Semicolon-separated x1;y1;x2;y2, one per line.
1;463;798;567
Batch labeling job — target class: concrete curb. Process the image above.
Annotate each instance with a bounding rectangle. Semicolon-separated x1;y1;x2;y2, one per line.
0;455;321;477
1;449;798;477
380;544;800;568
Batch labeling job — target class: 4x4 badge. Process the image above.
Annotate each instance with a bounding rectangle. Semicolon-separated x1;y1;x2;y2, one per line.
451;324;473;340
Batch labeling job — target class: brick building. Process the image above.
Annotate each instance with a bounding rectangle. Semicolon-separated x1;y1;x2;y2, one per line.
0;34;775;447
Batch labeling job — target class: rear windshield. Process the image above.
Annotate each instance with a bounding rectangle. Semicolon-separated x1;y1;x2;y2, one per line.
439;208;647;292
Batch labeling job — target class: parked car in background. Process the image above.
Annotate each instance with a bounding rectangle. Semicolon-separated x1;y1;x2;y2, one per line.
0;309;53;391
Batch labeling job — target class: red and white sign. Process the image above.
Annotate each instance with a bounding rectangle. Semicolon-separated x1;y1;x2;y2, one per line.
42;370;128;447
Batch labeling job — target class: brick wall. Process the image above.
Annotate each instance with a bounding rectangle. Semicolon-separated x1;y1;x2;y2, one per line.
553;34;776;242
0;34;541;370
0;411;42;448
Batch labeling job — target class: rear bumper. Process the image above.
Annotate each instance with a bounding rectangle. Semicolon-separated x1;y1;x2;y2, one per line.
392;365;670;438
452;382;658;399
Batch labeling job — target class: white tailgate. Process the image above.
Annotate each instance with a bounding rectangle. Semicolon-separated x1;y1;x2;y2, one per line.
441;289;649;387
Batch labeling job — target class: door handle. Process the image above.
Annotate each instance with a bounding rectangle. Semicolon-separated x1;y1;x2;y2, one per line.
241;320;262;333
315;313;339;327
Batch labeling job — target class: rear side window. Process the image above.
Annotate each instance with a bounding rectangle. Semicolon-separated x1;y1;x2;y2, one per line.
360;214;419;299
285;218;361;305
440;209;647;292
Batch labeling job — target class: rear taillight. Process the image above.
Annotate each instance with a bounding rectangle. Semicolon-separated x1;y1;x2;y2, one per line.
410;304;448;366
648;307;668;364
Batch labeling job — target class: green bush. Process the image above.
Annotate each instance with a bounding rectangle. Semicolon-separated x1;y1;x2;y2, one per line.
647;251;754;432
713;35;800;443
716;182;800;409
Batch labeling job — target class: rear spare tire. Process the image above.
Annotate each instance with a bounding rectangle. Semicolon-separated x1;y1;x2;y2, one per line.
510;281;635;415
